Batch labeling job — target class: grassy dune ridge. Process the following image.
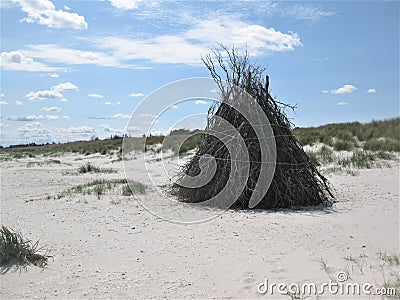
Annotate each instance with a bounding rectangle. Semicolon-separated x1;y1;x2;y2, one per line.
1;118;399;159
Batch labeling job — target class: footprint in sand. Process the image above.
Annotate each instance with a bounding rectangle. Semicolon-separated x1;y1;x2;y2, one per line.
241;271;257;290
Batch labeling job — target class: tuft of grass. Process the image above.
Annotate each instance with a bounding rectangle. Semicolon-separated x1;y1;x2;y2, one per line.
0;226;50;268
122;180;147;196
375;151;396;160
378;251;400;266
78;162;116;174
338;150;375;168
57;179;146;199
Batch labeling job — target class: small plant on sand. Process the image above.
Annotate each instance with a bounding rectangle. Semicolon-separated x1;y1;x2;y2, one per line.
57;179;146;199
78;162;116;174
338;150;375;169
0;226;50;268
122;180;147;196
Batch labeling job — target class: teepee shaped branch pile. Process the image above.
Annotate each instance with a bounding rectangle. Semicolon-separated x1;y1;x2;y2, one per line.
172;47;334;209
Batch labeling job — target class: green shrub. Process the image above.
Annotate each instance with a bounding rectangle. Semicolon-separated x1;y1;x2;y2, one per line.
363;138;400;152
334;140;355;151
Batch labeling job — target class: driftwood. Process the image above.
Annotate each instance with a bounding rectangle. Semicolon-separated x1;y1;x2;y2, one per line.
171;46;334;209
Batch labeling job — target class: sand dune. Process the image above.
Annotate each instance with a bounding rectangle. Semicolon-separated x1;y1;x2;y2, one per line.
0;153;398;299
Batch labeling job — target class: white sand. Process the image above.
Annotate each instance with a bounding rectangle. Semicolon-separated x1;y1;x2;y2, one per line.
0;153;398;299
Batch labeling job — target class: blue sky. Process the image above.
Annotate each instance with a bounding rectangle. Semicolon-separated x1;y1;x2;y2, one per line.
0;0;399;146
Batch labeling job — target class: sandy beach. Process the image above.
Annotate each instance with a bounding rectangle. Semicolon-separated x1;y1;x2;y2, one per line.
0;152;398;299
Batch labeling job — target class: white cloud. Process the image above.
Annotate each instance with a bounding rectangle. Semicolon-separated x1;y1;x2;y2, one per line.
15;100;23;105
0;101;8;105
112;113;130;119
100;124;124;134
1;50;62;72
26;82;77;101
22;44;127;68
139;113;156;119
0;93;4;98
89;113;131;120
109;0;143;10
285;4;335;22
52;82;78;92
129;92;144;97
17;122;52;139
331;84;357;95
336;102;349;106
95;18;302;65
49;73;59;78
195;100;208;105
88;93;103;98
104;101;120;105
59;126;96;135
322;90;329;94
64;5;71;10
41;106;61;112
16;0;88;30
366;88;376;94
8;114;66;121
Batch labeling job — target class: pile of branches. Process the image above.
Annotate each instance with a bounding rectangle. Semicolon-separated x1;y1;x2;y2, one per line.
171;46;334;209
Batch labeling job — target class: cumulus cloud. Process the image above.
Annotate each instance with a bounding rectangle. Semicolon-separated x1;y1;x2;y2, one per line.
322;89;329;94
94;17;302;65
100;124;124;134
26;82;78;101
22;44;127;68
59;126;96;135
41;106;61;112
0;101;8;105
15;100;23;105
366;88;376;93
16;0;88;30
112;113;130;119
0;50;61;72
89;113;131;120
52;82;78;92
8;114;68;121
129;92;144;97
17;122;52;139
88;93;103;98
331;84;357;95
49;73;59;78
195;100;208;105
109;0;143;10
336;102;349;106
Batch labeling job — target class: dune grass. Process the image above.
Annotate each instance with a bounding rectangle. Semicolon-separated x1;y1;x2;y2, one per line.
293;117;400;148
0;226;50;268
78;162;116;174
56;179;146;199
